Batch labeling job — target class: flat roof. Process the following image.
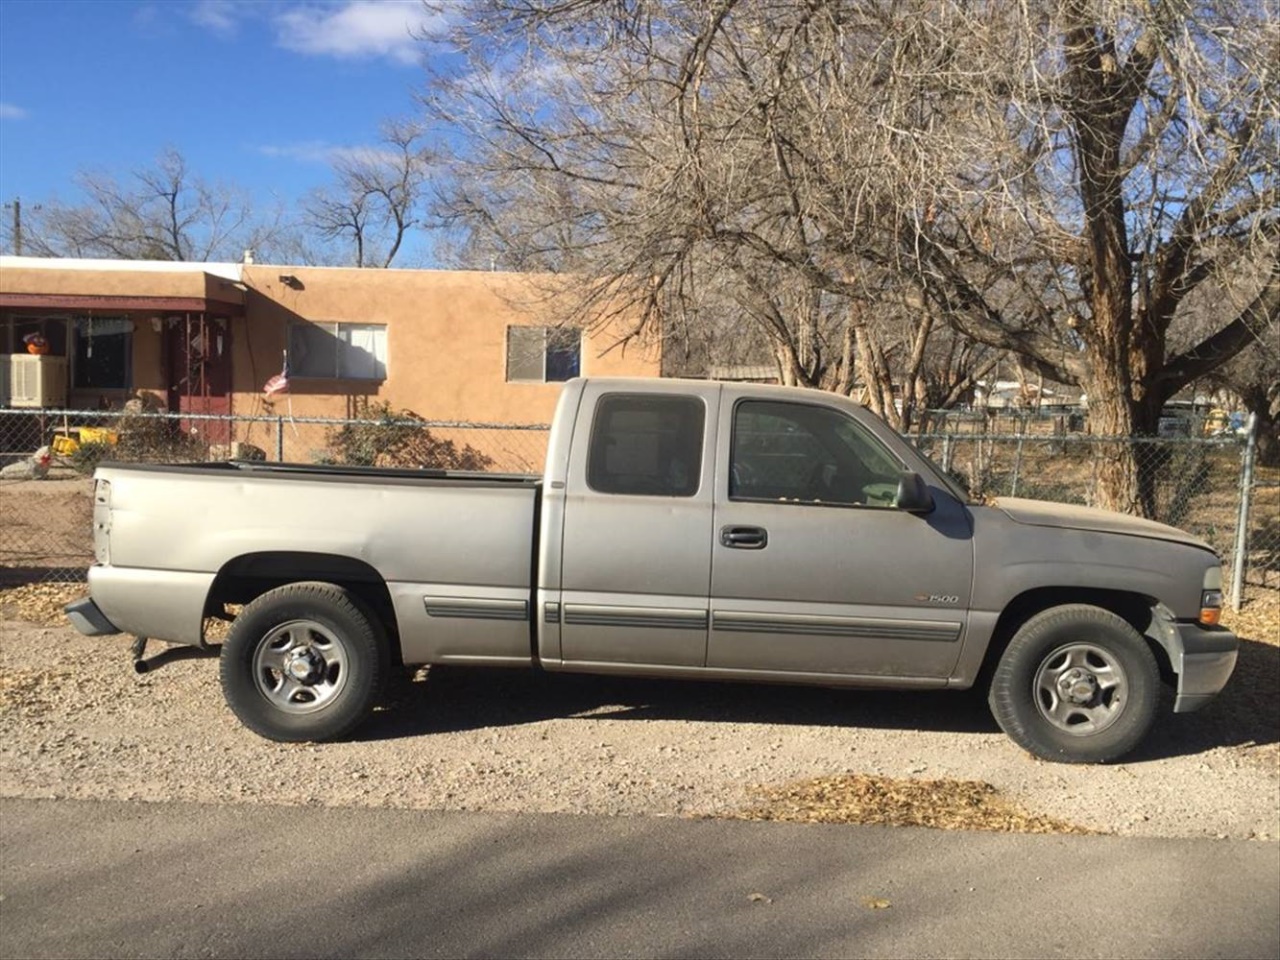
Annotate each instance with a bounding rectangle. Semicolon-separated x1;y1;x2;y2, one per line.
0;255;243;283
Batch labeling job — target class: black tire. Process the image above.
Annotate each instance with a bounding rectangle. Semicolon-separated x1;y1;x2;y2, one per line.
220;581;388;742
988;603;1160;764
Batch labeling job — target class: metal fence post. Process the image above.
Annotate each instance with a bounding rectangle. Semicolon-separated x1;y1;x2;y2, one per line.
941;434;953;473
1011;421;1025;497
1229;413;1257;612
276;416;284;463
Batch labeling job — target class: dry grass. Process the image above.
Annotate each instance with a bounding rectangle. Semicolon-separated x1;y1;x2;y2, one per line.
0;581;86;625
725;773;1095;834
1223;588;1280;647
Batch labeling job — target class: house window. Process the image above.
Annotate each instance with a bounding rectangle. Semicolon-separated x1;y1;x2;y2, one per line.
2;316;69;356
73;316;132;390
288;322;388;380
506;326;581;383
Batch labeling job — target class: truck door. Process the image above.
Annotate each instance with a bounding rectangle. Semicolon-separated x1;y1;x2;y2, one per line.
557;381;721;667
708;395;974;679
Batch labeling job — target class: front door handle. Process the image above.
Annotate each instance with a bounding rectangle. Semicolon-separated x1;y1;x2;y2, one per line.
720;525;768;549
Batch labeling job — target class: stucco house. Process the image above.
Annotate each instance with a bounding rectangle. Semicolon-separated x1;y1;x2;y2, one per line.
0;257;661;462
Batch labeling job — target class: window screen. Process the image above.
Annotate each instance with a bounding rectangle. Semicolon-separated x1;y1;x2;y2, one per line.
289;322;387;380
506;326;581;382
587;394;704;497
506;326;546;381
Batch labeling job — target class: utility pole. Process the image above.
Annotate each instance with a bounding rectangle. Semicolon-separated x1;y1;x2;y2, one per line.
9;198;20;255
4;198;39;255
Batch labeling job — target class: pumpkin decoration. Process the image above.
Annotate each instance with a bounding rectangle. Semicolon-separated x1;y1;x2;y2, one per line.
23;333;50;355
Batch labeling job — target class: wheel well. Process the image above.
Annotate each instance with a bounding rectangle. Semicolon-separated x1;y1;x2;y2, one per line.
206;552;402;664
978;587;1168;688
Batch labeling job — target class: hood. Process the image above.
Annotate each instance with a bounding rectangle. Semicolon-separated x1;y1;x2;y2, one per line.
993;497;1214;552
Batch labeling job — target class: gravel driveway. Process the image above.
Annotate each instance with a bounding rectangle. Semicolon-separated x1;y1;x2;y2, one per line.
1;616;1276;840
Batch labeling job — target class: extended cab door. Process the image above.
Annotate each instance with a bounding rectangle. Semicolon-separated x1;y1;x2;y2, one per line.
708;393;974;679
557;381;721;667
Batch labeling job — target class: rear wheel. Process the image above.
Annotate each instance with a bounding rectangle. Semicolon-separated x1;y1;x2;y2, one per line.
220;581;387;742
988;604;1159;763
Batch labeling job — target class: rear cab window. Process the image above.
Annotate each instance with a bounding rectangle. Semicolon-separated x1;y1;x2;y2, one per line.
587;394;705;497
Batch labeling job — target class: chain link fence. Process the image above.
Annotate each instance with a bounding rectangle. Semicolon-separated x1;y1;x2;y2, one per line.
1238;438;1279;601
0;406;1273;608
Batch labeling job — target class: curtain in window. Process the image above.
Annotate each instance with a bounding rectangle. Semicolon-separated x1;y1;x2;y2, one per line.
340;325;387;380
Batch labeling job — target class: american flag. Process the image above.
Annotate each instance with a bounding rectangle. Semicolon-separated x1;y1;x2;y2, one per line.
264;354;290;397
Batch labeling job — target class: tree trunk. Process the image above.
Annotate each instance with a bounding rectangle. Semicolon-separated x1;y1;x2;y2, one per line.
1084;367;1163;518
854;324;901;431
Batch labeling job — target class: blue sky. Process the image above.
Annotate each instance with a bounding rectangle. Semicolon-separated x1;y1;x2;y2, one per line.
0;0;447;260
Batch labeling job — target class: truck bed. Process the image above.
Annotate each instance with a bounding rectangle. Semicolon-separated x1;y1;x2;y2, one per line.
88;459;542;663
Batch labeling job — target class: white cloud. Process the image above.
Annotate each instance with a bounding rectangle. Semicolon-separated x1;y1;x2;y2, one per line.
191;0;243;36
273;1;444;65
0;103;28;120
257;141;400;166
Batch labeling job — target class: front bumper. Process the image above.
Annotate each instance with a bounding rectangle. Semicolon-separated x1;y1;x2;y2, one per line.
1171;620;1238;713
64;597;121;637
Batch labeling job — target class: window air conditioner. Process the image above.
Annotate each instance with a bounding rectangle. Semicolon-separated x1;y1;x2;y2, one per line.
5;354;69;408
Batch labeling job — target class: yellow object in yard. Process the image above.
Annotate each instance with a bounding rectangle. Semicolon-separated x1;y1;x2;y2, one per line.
77;426;119;445
50;426;120;456
1203;409;1229;435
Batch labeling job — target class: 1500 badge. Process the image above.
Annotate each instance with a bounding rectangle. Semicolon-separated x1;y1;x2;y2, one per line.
916;594;960;604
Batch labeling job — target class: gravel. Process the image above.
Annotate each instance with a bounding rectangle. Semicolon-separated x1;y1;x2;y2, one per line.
1;616;1276;841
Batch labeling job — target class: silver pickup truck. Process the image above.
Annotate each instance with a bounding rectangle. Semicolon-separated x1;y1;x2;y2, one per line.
66;378;1237;763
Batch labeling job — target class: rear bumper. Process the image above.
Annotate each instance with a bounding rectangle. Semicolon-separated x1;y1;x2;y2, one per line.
64;597;121;637
1171;621;1238;713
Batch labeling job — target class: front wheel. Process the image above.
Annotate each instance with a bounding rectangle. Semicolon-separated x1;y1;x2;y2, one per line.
988;604;1160;764
220;582;388;742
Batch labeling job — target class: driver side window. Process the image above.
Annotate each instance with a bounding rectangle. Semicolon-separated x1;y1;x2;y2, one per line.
730;401;902;507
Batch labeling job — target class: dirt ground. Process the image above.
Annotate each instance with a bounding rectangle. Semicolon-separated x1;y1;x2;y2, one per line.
0;592;1275;841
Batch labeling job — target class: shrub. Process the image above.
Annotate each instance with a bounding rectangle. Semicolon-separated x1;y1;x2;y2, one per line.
323;401;494;471
70;441;112;476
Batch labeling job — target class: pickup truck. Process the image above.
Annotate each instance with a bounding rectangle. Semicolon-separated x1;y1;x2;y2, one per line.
66;378;1238;763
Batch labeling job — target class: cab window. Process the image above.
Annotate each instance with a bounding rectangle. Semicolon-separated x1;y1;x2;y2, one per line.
587;394;704;497
730;400;902;506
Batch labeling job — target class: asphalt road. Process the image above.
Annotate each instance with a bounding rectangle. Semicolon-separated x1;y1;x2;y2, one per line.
1;798;1277;959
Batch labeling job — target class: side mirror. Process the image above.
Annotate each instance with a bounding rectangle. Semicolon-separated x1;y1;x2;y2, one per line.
895;471;935;514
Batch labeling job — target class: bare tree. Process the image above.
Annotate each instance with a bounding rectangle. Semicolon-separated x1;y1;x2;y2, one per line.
304;120;434;268
25;149;284;261
427;0;1278;514
1181;255;1280;465
426;3;981;432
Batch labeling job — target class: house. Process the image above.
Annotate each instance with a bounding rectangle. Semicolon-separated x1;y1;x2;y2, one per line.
973;379;1084;411
0;257;661;463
